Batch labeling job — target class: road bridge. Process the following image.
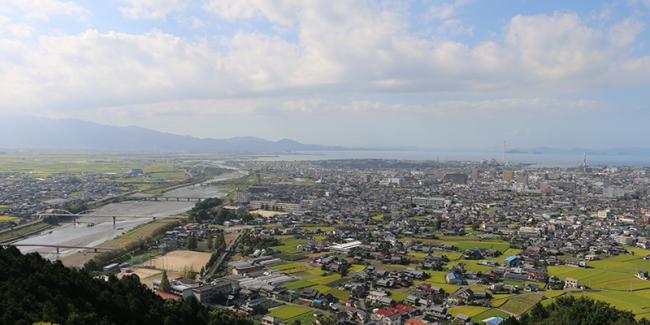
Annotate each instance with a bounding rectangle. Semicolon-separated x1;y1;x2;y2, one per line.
37;213;164;228
125;196;204;202
3;243;116;254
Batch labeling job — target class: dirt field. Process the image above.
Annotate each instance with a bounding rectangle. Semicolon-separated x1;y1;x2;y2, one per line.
142;250;212;272
118;267;183;289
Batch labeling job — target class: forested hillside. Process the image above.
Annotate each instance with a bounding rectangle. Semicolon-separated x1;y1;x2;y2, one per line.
0;246;253;325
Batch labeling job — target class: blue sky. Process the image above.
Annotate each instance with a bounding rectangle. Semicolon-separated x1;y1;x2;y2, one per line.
1;0;650;149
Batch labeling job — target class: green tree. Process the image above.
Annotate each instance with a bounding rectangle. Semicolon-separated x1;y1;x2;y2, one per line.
187;235;198;250
159;270;171;293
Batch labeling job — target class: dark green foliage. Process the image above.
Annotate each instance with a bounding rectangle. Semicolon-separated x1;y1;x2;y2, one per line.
159;270;171;293
187;234;198;250
240;231;278;256
508;296;648;325
189;198;223;222
0;246;253;325
212;208;253;225
189;198;254;225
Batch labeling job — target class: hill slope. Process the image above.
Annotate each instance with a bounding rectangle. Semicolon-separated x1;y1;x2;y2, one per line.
0;246;252;325
0;116;341;153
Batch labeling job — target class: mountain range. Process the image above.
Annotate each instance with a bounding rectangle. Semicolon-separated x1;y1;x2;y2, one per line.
0;115;342;153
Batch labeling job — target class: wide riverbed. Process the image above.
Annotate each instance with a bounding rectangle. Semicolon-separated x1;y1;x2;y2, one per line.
15;165;246;260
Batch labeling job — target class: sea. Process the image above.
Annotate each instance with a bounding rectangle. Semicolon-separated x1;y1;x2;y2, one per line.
254;150;650;168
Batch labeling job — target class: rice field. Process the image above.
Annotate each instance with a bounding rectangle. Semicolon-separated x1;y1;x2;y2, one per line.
498;292;545;315
267;304;314;320
547;265;650;291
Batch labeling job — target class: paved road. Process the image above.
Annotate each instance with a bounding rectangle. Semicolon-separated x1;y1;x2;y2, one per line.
206;229;247;280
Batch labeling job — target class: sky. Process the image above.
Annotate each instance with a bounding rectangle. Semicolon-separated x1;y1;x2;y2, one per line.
1;0;650;149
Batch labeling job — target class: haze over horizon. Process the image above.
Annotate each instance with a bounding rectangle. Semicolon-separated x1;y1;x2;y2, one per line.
1;1;650;149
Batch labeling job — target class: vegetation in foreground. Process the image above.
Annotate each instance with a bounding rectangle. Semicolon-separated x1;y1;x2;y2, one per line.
0;246;253;325
505;296;650;325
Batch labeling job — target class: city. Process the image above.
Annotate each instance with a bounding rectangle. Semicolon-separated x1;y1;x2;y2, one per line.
2;1;650;325
2;153;650;324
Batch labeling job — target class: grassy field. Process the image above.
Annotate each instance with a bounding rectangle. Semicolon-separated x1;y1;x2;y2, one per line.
472;308;510;323
302;226;335;232
547;265;650;291
499;292;545;315
388;289;410;302
0;216;18;223
283;280;316;290
284;312;317;324
543;289;650;320
270;238;308;255
0;154;186;176
270;261;311;273
100;218;181;249
0;222;50;242
449;305;490;317
267;305;314;320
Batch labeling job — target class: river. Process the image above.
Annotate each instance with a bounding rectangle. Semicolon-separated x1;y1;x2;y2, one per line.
15;163;247;260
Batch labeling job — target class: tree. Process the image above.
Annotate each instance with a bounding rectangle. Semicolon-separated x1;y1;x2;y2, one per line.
517;296;639;325
187;235;198;250
82;259;98;272
207;237;214;250
0;246;254;325
159;270;171;293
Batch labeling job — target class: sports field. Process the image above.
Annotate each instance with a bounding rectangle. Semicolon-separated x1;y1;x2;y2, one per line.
144;250;212;272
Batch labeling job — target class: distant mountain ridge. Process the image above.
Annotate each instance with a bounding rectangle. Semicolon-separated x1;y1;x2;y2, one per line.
0;116;343;153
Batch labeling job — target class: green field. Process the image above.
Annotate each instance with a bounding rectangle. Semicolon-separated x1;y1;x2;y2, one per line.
285;312;317;324
435;236;510;252
499;292;545;315
0;222;50;242
303;226;335;232
0;216;18;223
543;289;650;320
471;308;510;323
270;261;310;273
100;218;181;249
283;280;316;290
547;265;650;291
270;238;308;255
388;289;410;302
449;305;490;317
267;304;314;320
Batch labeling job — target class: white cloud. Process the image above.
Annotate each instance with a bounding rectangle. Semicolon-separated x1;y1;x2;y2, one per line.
203;0;300;26
608;18;644;47
0;16;33;37
427;0;472;20
0;3;648;116
437;19;474;36
505;13;607;80
0;0;88;20
120;0;187;20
